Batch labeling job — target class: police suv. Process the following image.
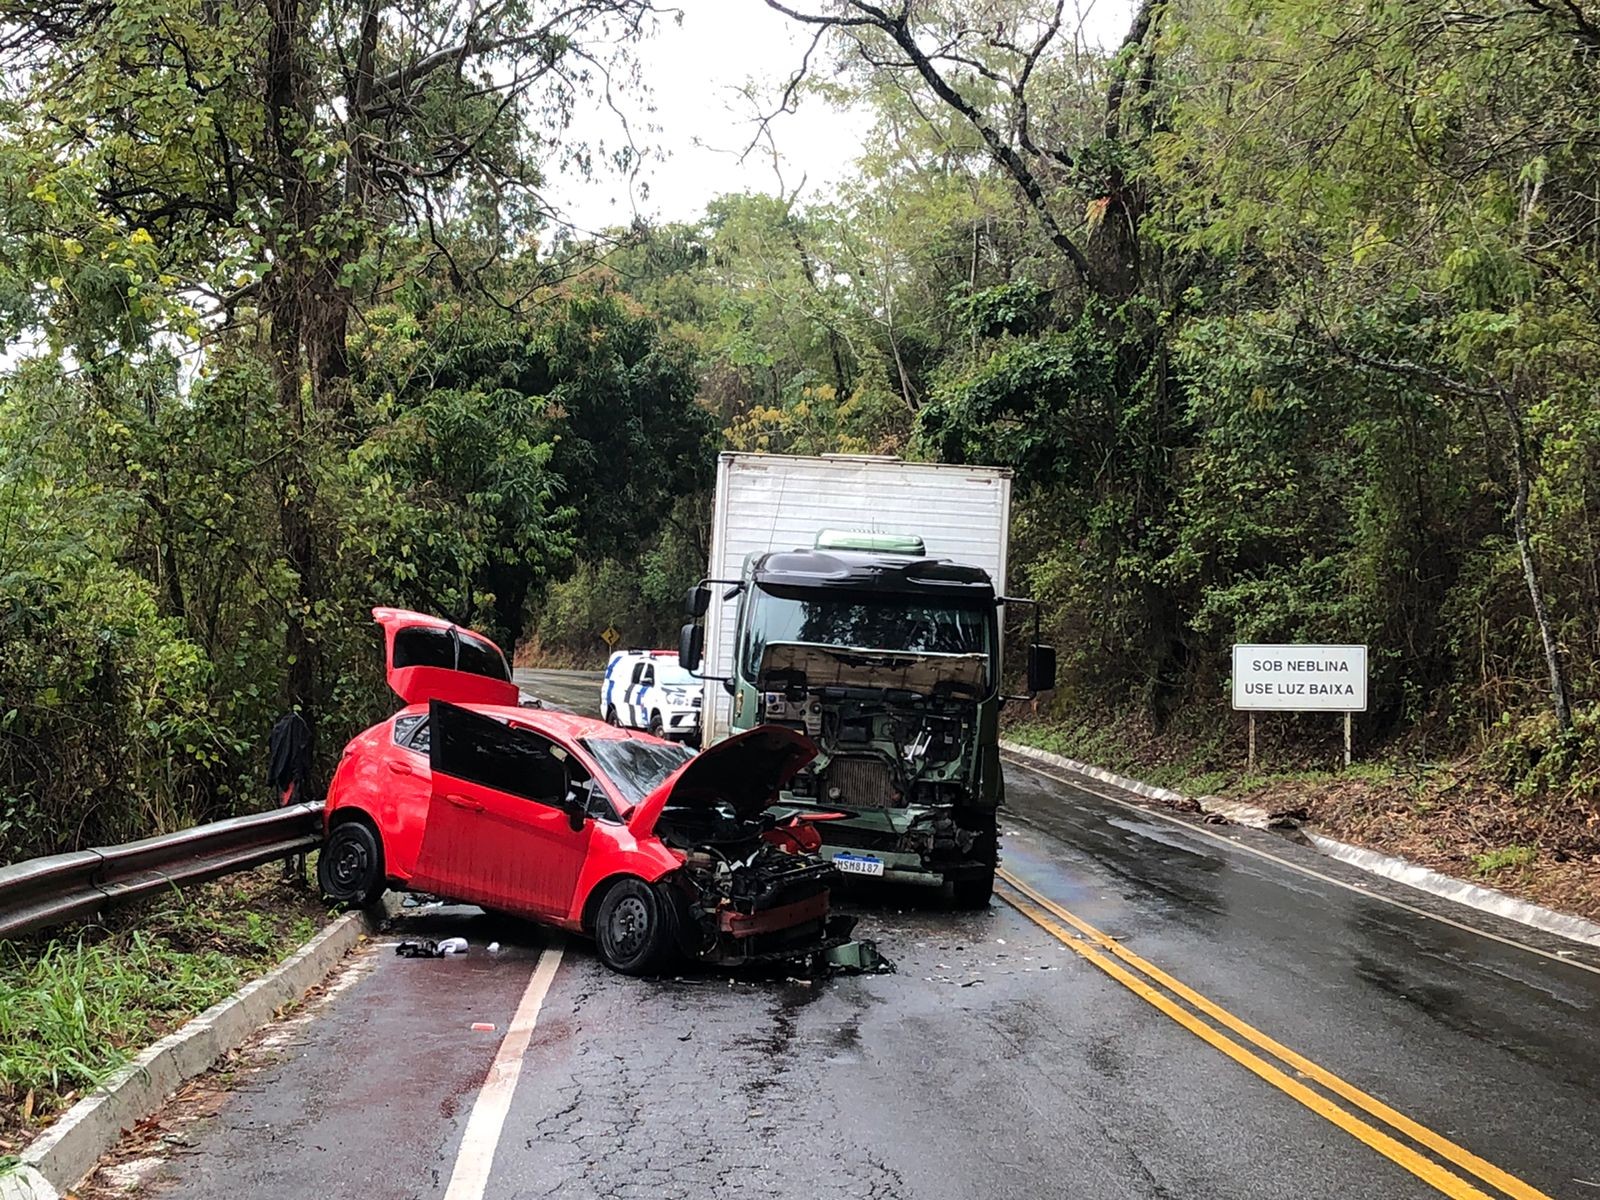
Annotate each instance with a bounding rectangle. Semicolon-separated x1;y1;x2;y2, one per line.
601;649;702;742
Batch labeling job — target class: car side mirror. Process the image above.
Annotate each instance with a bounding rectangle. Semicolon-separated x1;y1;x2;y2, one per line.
1027;643;1057;694
561;779;591;831
684;584;711;618
679;622;704;671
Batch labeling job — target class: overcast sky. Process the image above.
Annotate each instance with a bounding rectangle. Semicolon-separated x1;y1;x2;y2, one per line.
549;0;1137;230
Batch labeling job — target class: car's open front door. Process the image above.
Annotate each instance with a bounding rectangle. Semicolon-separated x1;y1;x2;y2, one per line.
410;701;593;918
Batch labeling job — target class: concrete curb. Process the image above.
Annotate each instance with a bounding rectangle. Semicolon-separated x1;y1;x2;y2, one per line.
9;897;396;1199
999;739;1600;950
999;740;1274;829
1304;834;1600;949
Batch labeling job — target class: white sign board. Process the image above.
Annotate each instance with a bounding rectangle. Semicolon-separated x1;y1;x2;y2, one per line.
1232;644;1367;712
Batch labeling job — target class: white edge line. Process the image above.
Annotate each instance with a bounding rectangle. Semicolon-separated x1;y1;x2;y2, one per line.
1001;752;1600;979
442;939;566;1200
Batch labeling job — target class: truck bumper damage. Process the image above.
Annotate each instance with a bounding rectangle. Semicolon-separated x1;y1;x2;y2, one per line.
813;805;998;884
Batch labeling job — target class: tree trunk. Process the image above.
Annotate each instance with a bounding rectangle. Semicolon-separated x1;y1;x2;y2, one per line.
265;0;321;730
1497;388;1573;730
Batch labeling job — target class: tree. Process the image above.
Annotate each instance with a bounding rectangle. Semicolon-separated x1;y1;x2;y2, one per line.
1156;0;1600;729
2;0;661;740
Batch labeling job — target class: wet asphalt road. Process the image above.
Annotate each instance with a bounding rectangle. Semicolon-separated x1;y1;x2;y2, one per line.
89;671;1600;1200
514;668;604;716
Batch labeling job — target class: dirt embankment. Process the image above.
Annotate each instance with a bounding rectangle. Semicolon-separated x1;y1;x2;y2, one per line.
1235;767;1600;921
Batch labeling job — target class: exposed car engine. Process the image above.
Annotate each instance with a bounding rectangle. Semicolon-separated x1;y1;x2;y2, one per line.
653;802;842;962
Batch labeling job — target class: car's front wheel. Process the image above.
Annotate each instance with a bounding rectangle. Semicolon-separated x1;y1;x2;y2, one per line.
648;711;664;737
318;819;386;907
948;864;996;910
594;878;679;975
605;705;620;726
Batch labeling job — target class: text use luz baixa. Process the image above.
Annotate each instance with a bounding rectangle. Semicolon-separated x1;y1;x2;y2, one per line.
1240;681;1358;696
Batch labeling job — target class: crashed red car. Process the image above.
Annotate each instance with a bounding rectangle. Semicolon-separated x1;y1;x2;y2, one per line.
318;608;844;974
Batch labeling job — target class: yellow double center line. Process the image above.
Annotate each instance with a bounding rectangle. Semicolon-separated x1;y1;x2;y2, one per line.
995;869;1553;1200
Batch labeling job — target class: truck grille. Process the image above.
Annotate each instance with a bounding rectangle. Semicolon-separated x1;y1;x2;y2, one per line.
826;755;899;808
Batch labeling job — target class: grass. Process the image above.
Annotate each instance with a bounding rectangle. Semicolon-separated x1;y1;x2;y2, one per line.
1472;845;1537;876
1004;716;1400;801
0;866;328;1150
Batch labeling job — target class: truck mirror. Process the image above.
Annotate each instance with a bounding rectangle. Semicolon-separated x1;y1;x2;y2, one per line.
684;584;711;618
1027;643;1057;694
679;622;704;672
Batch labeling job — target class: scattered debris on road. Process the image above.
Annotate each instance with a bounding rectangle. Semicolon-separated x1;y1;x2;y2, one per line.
394;936;468;958
823;938;894;974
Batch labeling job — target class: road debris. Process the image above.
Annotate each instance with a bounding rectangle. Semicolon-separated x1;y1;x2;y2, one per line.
393;936;468;957
823;939;894;974
470;1023;496;1032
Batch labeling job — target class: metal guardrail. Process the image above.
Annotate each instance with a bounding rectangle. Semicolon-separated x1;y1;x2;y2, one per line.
0;802;325;940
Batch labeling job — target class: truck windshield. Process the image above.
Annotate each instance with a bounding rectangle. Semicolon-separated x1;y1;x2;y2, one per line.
741;587;995;684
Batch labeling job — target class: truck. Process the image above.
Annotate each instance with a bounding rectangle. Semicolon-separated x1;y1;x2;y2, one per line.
677;452;1054;907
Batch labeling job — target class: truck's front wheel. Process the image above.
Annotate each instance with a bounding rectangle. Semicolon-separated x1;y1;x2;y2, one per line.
948;865;995;910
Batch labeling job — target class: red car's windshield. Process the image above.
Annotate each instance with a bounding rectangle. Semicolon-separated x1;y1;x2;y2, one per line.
581;738;694;809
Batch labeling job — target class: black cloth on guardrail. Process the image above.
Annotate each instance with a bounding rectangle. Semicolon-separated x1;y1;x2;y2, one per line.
267;712;319;806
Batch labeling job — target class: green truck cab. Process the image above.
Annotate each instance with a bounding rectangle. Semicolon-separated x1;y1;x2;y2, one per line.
680;530;1054;907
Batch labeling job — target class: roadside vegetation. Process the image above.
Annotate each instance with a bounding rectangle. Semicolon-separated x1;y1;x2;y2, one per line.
3;0;1599;913
0;867;328;1152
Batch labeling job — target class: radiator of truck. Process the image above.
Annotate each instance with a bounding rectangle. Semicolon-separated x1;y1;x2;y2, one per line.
825;755;899;808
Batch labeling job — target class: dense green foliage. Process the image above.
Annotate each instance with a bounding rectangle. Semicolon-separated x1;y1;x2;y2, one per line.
0;0;709;859
6;0;1600;860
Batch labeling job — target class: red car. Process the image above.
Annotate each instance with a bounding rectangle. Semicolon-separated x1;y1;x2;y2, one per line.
318;608;843;973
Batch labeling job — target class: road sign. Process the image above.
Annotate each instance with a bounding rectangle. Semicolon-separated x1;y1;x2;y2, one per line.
1231;644;1367;712
600;626;620;648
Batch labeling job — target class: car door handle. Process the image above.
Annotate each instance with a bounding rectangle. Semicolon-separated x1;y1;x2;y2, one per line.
388;760;413;776
444;793;484;812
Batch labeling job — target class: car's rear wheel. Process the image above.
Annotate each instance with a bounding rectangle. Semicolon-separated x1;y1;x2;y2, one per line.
648;711;664;737
318;819;386;907
605;705;620;726
594;878;679;975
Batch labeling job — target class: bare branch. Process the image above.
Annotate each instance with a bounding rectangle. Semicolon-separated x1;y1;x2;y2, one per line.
1105;0;1163;140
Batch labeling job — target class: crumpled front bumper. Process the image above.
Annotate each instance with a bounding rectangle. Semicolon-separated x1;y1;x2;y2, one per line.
697;889;833;965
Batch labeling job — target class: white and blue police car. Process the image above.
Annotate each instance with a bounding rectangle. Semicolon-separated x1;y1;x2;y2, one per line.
601;649;702;742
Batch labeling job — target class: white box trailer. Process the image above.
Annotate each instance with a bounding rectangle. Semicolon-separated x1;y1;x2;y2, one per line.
699;452;1013;744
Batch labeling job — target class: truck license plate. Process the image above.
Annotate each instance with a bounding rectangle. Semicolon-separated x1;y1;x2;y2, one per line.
833;853;885;877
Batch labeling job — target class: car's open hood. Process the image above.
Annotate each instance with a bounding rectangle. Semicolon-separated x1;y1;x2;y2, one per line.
757;641;988;695
627;725;817;838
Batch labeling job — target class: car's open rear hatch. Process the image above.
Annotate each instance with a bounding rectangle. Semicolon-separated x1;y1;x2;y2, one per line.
373;607;519;707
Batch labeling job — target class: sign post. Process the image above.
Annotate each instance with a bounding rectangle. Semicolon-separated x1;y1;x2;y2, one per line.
1231;644;1368;770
